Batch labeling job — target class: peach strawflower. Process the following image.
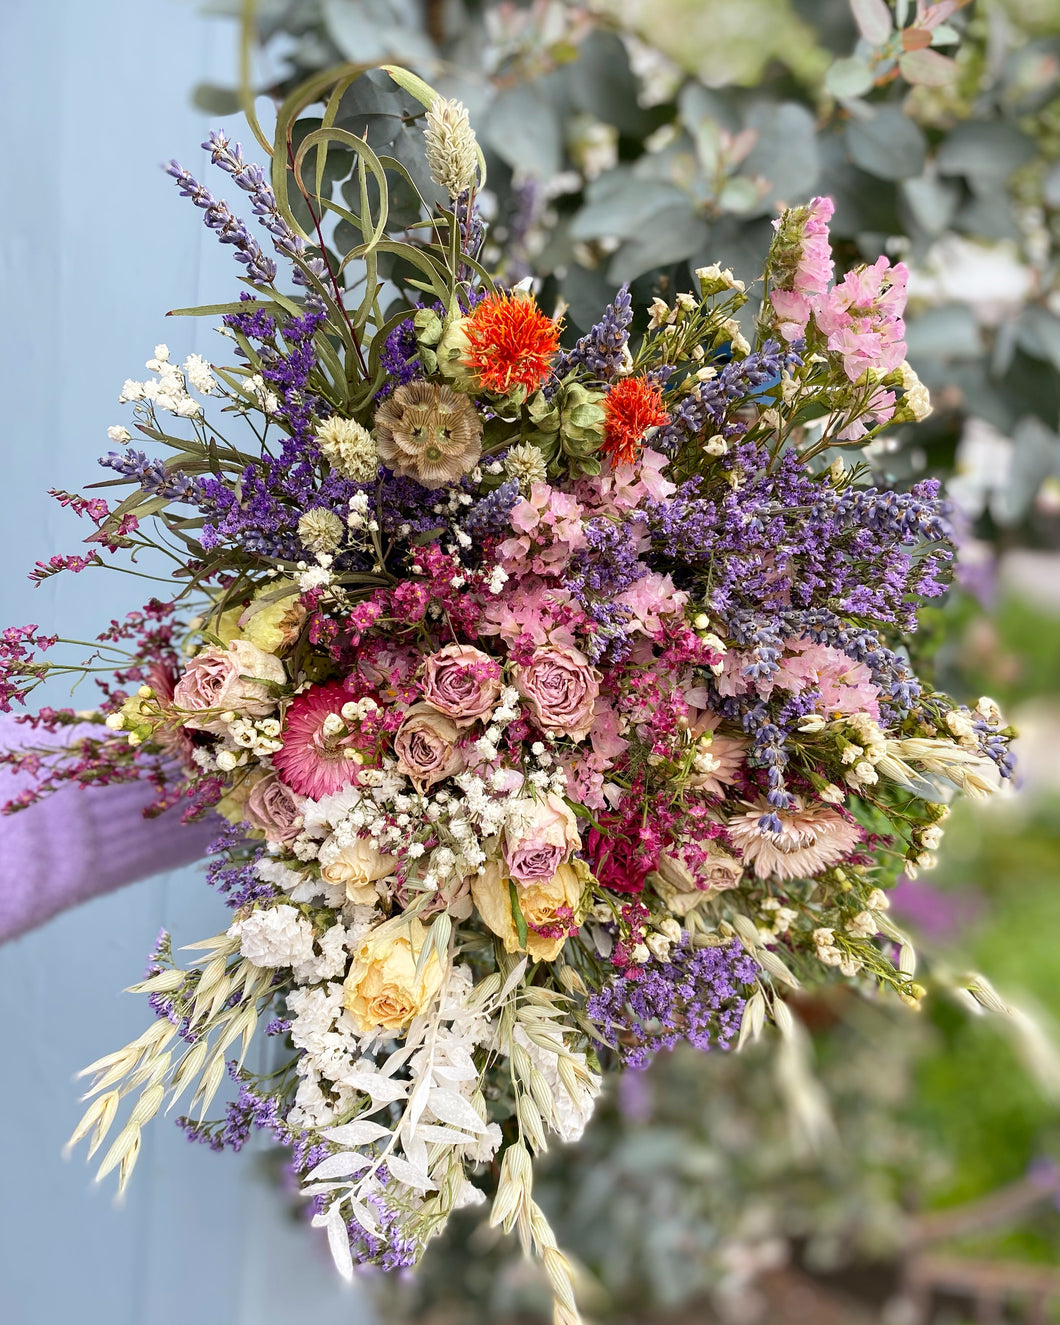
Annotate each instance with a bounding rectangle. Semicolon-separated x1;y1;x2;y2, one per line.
726;798;862;881
601;376;669;467
463;291;560;396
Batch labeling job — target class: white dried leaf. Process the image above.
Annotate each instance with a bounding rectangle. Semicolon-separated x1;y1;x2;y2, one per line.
428;1087;488;1135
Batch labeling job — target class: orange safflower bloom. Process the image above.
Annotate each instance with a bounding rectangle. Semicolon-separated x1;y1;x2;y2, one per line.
463;291;561;396
601;376;669;467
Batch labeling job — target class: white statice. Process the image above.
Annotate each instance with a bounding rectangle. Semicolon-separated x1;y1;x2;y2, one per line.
233;904;316;969
292;922;351;985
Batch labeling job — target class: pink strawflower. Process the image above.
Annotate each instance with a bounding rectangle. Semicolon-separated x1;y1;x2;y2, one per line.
273;681;359;800
726;798;863;880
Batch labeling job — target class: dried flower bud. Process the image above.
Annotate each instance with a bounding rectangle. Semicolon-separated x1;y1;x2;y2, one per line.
424;98;478;199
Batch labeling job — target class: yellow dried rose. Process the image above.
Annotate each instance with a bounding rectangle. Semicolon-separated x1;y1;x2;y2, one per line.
471;859;587;962
342;917;444;1034
214;579;305;654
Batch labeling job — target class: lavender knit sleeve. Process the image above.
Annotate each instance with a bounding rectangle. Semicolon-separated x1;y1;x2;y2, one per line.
0;714;217;944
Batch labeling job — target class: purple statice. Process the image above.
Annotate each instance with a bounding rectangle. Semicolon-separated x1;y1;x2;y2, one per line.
564;515;645;659
165;159;277;286
204;821;274;908
378;318;422;396
553;284;633;384
456;189;485;284
346;1185;418;1272
178;1066;291;1153
463;478;520;536
586;939;759;1070
652;340;797;452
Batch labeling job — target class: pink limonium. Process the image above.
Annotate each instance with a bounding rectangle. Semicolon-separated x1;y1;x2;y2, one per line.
815;255;909;383
768;196;835;342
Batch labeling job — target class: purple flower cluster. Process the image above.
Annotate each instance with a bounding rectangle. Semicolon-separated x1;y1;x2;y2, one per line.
652;341;796;452
346;1181;418;1272
586;939;759;1070
204;822;274;908
165;159;277;286
553;284;633;383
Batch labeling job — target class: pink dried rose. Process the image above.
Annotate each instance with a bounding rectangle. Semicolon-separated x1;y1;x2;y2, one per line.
394;703;465;792
172;639;286;734
503;792;581;885
244;772;303;844
512;644;601;742
421;643;502;727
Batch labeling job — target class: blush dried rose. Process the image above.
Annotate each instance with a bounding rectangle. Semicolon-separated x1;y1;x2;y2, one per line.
421;643;502;727
373;381;482;490
342;917;444;1034
244;772;303;845
503;792;581;884
394;703;465;792
471;859;586;962
319;836;398;905
512;644;601;742
172;639;285;734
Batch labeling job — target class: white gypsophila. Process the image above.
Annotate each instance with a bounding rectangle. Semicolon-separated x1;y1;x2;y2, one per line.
845;910;878;939
184;353;218;395
513;1023;601;1144
107;425;132;444
423;97;478;198
296;564;333;592
292;922;351;986
233;904;316;969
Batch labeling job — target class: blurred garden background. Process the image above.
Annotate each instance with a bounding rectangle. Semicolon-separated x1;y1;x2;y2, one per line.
2;0;1060;1321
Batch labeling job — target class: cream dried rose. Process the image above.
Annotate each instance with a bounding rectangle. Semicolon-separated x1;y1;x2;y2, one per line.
394;702;465;792
649;847;742;916
319;836;398;905
512;644;600;742
471;859;587;962
342;917;444;1034
172;639;285;734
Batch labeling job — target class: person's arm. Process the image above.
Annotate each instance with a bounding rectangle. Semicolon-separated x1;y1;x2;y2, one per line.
0;715;216;944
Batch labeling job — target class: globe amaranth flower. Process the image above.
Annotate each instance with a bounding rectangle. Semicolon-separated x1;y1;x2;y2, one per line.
601;376;669;468
373;381;482;489
462;291;560;397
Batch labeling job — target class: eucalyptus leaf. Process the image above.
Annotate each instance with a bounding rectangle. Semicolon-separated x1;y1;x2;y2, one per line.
741;102;819;211
825;57;876;99
845;106;927;181
568;31;649;138
571;168;688;242
486;78;565;178
936;121;1037;184
608;203;711;283
899;49;958;86
851;0;893;44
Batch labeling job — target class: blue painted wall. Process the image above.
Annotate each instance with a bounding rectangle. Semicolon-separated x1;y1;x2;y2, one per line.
0;4;373;1321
